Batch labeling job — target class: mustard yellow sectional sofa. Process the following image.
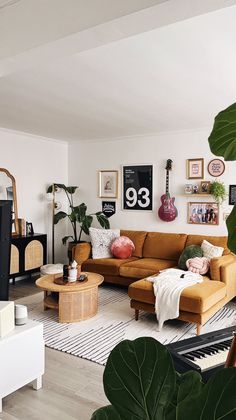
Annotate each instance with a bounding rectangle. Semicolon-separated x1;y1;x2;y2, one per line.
73;230;236;335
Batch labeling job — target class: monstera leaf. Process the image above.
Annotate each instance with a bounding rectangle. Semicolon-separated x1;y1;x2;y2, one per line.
208;103;236;160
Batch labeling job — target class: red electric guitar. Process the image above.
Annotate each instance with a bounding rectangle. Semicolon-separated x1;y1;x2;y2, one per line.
158;159;178;222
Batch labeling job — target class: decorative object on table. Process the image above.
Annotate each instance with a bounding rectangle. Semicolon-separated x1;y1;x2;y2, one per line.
200;181;211;194
26;221;34;235
207;158;225;177
98;170;118;198
229;184;236;205
210;179;227;203
14;304;28;326
0;168;19;235
158;159;177;221
68;260;77;282
18;218;26;235
186;158;204;179
102;201;116;218
0;301;14;338
122;164;153;210
178;245;203;270
111;236;135;259
63;264;69;280
89;227;120;259
208;103;236;254
188;202;219;225
184;184;193;194
47;184;110;251
192;184;199;194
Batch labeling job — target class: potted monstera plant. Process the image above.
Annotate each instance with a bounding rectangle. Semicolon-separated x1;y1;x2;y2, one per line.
47;184;110;256
91;337;236;419
208;103;236;254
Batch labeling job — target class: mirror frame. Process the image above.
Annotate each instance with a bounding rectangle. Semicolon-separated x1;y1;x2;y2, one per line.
0;168;19;235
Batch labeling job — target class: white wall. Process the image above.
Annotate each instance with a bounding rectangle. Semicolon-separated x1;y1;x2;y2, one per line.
0;128;68;263
68;129;234;238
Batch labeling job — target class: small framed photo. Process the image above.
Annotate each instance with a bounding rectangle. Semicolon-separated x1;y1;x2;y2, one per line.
200;181;211;194
188;202;219;225
229;185;236;205
26;221;34;235
192;185;199;194
99;170;118;198
184;184;193;194
186;158;204;179
208;159;225;177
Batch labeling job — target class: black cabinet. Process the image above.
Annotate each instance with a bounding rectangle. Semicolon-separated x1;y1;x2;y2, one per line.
10;234;47;281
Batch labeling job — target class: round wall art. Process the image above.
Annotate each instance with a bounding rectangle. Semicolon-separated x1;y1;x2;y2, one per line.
207;159;225;177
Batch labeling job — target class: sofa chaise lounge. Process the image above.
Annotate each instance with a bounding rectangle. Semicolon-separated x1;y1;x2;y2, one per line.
73;230;236;335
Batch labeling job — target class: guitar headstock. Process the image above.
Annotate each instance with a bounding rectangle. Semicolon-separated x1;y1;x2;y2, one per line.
165;159;173;171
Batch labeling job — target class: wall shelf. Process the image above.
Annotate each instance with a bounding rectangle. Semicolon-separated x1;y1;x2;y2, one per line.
181;194;212;197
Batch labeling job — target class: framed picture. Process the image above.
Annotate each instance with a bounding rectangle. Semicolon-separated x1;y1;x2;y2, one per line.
229;185;236;205
200;181;211;194
98;170;118;198
188;202;219;225
186;158;204;179
207;159;225;177
122;164;153;210
26;221;34;235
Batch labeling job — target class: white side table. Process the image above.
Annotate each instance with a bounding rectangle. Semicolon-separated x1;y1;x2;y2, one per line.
0;320;44;412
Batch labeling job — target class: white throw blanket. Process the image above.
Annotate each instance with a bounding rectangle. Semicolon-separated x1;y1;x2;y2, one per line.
147;268;203;330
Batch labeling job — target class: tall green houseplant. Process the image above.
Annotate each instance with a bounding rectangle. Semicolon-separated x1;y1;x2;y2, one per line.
47;184;110;244
208;103;236;254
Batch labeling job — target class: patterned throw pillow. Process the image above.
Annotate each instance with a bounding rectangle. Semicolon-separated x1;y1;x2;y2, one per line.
89;227;120;259
111;236;135;259
201;239;224;261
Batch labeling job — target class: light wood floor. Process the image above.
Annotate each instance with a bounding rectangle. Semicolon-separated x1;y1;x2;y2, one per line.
2;278;108;420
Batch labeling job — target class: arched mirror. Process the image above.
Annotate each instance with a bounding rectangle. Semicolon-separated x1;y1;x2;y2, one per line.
0;168;19;235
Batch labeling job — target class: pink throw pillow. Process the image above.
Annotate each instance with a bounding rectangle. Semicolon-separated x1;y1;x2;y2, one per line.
111;236;135;259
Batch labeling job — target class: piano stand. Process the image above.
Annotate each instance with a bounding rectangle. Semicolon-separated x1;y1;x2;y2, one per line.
135;309;139;321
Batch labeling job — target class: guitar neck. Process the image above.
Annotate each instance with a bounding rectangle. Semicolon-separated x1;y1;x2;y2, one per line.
166;170;169;195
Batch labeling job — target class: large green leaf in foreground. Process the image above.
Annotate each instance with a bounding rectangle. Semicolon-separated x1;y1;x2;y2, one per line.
103;337;175;420
226;203;236;254
208;103;236;160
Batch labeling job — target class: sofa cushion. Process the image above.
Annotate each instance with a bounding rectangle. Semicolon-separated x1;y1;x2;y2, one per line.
82;257;137;276
119;258;177;279
120;230;147;258
142;232;187;260
186;234;230;255
128;278;226;314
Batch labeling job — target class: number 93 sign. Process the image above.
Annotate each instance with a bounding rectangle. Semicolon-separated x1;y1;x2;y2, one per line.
122;165;153;211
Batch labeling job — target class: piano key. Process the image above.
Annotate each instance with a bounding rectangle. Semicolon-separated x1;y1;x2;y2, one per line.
192;349;229;371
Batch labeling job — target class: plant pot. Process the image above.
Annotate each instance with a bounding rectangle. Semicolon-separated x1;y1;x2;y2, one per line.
67;241;86;262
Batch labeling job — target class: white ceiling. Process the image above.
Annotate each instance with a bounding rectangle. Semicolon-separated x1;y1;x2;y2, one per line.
1;0;236;142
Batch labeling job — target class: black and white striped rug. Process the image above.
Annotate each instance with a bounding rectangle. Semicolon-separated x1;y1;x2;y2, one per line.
26;285;236;366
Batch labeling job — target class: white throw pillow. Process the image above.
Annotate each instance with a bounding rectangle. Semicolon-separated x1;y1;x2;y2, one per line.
201;239;224;261
89;227;120;259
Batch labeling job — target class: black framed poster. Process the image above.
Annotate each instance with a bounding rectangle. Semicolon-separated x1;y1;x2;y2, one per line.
123;165;153;210
229;185;236;205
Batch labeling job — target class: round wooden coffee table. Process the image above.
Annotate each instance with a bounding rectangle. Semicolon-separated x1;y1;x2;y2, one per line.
35;272;104;323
